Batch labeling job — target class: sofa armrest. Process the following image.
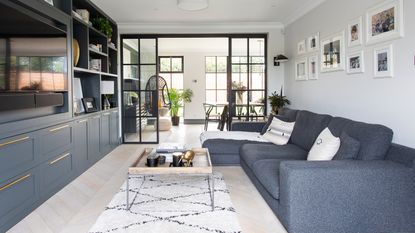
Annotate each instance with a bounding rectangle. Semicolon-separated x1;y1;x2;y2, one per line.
278;160;415;233
230;122;266;132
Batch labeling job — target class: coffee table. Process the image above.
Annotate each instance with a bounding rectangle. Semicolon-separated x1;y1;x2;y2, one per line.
126;148;214;211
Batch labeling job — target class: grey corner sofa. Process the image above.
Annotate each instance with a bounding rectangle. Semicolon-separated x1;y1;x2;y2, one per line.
201;108;415;233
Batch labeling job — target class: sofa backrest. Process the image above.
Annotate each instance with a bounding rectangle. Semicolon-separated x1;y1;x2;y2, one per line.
279;108;299;122
290;110;332;151
328;117;393;160
385;143;415;168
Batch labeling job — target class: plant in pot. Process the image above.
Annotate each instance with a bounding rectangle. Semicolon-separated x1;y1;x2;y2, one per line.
92;17;113;42
268;87;290;115
167;88;193;126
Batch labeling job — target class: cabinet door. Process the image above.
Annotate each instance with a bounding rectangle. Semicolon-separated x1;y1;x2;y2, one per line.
110;110;119;147
88;115;101;164
73;119;88;173
100;112;111;155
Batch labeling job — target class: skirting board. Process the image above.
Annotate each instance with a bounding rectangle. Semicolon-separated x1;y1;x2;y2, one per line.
184;119;205;124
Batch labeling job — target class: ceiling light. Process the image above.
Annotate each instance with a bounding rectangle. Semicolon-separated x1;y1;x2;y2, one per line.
177;0;209;11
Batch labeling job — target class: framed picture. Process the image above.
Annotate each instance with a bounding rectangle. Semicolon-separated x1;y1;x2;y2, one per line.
307;33;320;52
43;0;54;6
82;98;98;113
366;0;404;45
348;17;363;47
346;51;365;74
295;58;308;81
374;44;394;78
320;31;345;72
308;55;319;80
297;40;307;55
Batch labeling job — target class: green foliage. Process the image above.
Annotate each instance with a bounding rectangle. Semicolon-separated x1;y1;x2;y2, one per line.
167;88;194;117
92;17;113;39
268;87;290;112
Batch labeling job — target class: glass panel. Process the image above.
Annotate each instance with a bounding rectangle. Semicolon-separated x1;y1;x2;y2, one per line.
123;65;139;90
232;38;248;57
171;57;182;72
160;73;171;88
249;91;266;117
160;57;171;72
140;39;156;64
123;92;139;117
217;73;227;89
232;73;248;89
217;90;227;103
205;73;216;89
140;65;156;90
141;117;158;142
141;91;158;117
172;73;183;89
217;57;227;72
205;57;216;72
122;39;138;64
205;90;216;103
249;38;265;57
123;117;141;142
250;65;265;89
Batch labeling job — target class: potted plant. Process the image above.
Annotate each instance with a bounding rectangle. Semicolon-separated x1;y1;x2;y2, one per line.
268;87;290;114
167;88;193;126
92;17;113;41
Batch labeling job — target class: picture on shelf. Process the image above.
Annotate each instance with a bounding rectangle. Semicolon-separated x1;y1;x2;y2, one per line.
366;0;404;44
307;33;320;52
82;98;98;113
374;44;394;78
346;51;365;74
73;78;85;114
297;40;307;55
320;31;345;72
295;58;308;81
348;17;363;47
308;55;319;80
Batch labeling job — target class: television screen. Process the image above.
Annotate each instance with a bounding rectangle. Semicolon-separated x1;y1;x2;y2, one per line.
0;37;68;92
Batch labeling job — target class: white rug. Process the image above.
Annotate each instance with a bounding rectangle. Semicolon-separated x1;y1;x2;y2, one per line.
89;173;242;233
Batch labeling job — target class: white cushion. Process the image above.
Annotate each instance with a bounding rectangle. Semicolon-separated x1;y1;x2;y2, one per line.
262;117;295;145
307;128;341;161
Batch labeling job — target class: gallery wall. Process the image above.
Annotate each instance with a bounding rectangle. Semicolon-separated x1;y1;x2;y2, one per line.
284;0;415;147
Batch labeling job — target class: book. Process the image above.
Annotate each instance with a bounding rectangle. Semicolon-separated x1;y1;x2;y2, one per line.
156;143;186;153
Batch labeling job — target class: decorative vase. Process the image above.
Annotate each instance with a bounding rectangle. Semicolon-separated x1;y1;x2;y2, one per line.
73;39;80;66
171;116;180;126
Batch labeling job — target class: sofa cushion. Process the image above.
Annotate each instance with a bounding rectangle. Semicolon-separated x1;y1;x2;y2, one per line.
290;111;332;151
240;143;308;169
252;159;283;199
260;115;290;135
202;139;270;156
328;117;393;160
279;108;299;122
262;117;295;145
333;132;361;160
307;128;340;161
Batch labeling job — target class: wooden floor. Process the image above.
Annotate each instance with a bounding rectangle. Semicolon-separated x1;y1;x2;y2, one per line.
8;124;287;233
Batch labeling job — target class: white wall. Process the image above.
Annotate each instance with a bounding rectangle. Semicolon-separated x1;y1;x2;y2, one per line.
119;23;286;118
284;0;415;147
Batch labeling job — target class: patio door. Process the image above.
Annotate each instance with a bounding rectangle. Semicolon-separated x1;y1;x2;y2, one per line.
121;37;159;143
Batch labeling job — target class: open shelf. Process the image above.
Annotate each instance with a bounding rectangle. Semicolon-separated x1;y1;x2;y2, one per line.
89;48;108;57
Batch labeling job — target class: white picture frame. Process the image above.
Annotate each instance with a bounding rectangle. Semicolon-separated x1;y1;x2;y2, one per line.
374;44;394;78
295;57;308;81
346;51;365;74
44;0;54;6
297;40;307;55
307;33;320;52
366;0;404;45
308;55;319;80
348;17;363;47
320;31;346;73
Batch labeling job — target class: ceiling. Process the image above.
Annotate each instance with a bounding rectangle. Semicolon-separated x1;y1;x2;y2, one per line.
91;0;325;25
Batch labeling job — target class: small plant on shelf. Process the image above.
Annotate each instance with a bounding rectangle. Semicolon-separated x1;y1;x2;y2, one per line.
92;17;113;41
268;87;290;115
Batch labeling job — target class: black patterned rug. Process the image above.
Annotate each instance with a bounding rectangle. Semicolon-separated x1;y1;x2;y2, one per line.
89;173;242;233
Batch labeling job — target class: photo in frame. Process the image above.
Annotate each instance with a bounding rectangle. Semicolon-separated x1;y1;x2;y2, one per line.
346;51;365;74
366;0;404;45
308;55;319;80
348;17;363;47
307;33;320;52
374;44;394;78
320;31;345;72
82;98;98;113
73;78;85;114
295;57;308;81
297;40;307;55
43;0;54;6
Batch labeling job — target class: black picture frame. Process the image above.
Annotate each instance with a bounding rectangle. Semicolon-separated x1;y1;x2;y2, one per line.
82;97;98;113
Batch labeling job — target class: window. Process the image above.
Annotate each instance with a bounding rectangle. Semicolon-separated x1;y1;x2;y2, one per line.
205;56;227;114
159;56;184;116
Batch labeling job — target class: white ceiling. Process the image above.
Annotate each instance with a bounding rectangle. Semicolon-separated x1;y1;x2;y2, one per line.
91;0;326;25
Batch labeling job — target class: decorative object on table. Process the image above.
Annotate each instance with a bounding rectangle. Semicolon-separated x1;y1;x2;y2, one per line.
308;55;319;80
268;87;290;115
75;9;90;23
43;0;54;6
295;57;308;80
346;51;365;74
167;88;193;126
366;0;404;45
348;16;363;47
320;31;345;72
307;33;320;52
90;59;101;71
146;155;159;167
92;17;113;41
374;44;394;78
73;78;85;115
156;143;186;153
101;81;114;110
172;152;183;167
157;156;166;165
297;40;307;55
274;54;288;66
82;97;98;113
181;150;196;167
73;39;80;66
232;81;247;105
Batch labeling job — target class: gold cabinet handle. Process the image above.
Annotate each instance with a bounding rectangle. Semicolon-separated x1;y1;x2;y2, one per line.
78;119;87;123
0;136;30;148
49;125;69;132
49;153;70;165
0;174;31;192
